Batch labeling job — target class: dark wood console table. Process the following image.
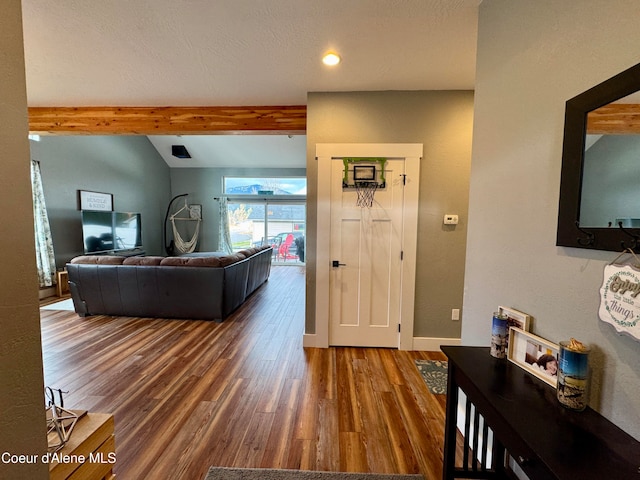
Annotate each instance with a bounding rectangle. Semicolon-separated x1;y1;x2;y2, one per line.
442;346;640;480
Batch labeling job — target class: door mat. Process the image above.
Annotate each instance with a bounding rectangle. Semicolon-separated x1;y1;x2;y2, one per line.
204;467;423;480
414;359;448;395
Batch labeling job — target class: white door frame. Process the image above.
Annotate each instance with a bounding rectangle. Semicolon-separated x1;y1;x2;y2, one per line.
313;143;422;350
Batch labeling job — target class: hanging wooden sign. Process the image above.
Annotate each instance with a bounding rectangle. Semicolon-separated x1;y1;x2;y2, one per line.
599;250;640;341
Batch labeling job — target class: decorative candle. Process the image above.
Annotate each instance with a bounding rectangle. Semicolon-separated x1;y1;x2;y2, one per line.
490;312;508;359
557;338;590;411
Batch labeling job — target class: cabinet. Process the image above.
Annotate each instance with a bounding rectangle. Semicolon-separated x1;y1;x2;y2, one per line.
56;270;69;297
442;346;640;480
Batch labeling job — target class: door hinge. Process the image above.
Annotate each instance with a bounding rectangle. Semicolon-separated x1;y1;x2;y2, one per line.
401;174;407;185
400;251;404;260
398;324;401;333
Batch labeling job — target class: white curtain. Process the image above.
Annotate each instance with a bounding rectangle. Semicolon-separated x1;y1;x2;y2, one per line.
31;160;57;288
218;197;233;254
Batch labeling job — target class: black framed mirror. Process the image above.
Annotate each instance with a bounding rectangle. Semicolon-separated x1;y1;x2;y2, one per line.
556;61;640;251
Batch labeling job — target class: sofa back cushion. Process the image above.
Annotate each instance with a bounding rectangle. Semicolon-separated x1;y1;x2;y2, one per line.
160;256;223;267
69;247;270;269
237;247;258;257
219;254;246;266
69;255;125;265
122;256;165;266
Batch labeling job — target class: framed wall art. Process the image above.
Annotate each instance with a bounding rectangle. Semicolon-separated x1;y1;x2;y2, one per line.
507;327;559;388
189;204;202;220
79;190;113;211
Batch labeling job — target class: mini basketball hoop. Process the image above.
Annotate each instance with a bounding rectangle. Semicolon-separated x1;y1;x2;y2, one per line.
355;181;379;208
342;158;387;208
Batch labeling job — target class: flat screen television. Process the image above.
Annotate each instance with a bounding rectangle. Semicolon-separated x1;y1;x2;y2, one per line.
81;210;142;254
114;212;142;251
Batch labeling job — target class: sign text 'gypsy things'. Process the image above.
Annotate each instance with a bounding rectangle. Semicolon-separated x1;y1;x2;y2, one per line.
599;263;640;341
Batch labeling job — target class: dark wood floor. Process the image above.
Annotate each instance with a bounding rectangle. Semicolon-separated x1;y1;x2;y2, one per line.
40;266;450;480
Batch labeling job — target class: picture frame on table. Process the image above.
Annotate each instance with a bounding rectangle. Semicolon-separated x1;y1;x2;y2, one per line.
507;327;559;387
498;305;531;332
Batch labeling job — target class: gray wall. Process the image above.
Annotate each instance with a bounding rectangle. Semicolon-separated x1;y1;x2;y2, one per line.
306;90;474;338
170;167;306;252
465;0;640;440
30;136;172;265
0;0;48;477
581;135;640;227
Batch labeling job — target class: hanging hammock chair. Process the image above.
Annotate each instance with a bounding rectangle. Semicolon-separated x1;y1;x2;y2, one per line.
169;199;201;254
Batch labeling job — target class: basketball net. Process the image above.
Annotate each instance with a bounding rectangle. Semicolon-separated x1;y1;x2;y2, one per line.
355;181;378;208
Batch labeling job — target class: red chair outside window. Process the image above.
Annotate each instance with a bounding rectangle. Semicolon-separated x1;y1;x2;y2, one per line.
278;233;296;261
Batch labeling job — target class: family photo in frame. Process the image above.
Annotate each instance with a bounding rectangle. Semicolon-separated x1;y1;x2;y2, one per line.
492;305;532;357
498;305;531;331
507;327;559;387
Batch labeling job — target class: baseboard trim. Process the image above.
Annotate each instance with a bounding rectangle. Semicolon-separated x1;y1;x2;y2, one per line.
303;333;328;348
39;287;56;300
303;334;461;351
412;336;461;352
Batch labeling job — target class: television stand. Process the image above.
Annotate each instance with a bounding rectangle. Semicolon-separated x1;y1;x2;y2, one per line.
87;249;145;257
112;248;145;257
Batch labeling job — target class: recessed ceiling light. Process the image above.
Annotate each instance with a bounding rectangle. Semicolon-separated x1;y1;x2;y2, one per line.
322;52;341;66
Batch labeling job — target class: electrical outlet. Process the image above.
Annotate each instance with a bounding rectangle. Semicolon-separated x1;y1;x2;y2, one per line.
444;214;459;225
451;308;460;321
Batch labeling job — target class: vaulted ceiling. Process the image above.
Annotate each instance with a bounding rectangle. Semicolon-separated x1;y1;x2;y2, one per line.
21;0;481;167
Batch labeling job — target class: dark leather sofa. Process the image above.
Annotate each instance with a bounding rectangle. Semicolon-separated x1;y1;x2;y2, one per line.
66;246;272;322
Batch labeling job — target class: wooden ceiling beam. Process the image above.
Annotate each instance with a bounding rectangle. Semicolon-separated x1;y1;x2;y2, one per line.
587;103;640;134
27;105;307;135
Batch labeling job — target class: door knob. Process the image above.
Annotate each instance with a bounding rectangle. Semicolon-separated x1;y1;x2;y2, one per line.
332;260;346;267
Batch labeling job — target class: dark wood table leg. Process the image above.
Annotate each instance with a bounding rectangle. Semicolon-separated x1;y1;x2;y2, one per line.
443;362;458;480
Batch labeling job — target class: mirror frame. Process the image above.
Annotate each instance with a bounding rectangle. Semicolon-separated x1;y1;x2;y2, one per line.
556;61;640;251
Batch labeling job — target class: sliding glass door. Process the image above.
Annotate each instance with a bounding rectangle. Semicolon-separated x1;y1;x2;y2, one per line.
227;201;305;264
266;203;305;264
224;176;306;265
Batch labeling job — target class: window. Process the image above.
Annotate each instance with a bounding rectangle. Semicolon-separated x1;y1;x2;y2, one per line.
224;176;306;264
223;177;306;196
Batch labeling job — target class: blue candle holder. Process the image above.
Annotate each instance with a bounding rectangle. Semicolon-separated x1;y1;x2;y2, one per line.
490;312;508;359
557;340;590;411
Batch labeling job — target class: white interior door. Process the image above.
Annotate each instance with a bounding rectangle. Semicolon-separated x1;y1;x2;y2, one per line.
329;158;405;347
312;143;422;350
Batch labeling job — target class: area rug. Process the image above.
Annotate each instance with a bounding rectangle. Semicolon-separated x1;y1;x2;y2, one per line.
40;298;75;311
415;359;448;395
204;467;423;480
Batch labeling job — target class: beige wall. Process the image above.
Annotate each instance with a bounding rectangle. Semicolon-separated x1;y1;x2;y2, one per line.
0;0;48;478
306;90;474;339
464;0;640;439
